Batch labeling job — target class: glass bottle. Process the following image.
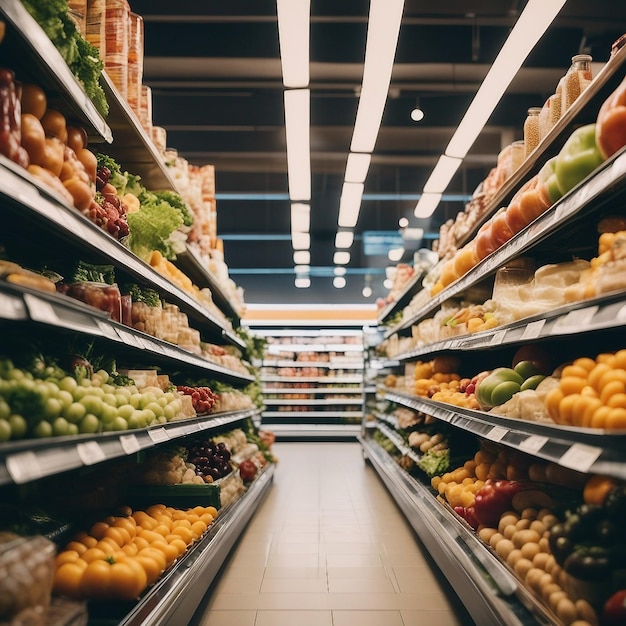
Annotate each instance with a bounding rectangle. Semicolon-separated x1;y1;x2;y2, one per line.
562;54;593;114
523;107;542;157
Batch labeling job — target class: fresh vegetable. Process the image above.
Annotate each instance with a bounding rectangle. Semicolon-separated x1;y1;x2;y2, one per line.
604;589;626;625
153;190;194;228
238;459;258;483
0;68;29;168
537;156;564;204
71;261;116;285
596;76;626;160
417;447;450;477
127;201;184;260
96;153;128;192
21;0;108;116
472;479;524;527
124;283;162;307
554;123;604;195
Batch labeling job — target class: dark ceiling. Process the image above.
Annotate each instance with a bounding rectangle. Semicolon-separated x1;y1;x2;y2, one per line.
129;0;626;307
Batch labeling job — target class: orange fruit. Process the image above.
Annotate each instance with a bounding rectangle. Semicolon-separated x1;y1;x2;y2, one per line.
53;561;87;599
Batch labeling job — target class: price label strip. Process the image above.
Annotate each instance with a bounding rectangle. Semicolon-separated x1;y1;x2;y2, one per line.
120;434;141;455
6;451;42;484
559;443;602;473
490;330;507;345
552;306;598;334
23;294;59;325
521;319;545;340
148;428;169;444
519;435;549;454
115;328;145;349
486;426;508;442
0;293;27;320
76;441;106;466
97;320;122;340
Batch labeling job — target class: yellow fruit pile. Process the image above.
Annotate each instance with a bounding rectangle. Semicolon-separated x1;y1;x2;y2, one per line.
545;351;626;429
431;380;479;409
414;360;461;397
53;504;217;600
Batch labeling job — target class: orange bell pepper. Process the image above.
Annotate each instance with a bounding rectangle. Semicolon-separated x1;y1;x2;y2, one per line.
596;76;626;159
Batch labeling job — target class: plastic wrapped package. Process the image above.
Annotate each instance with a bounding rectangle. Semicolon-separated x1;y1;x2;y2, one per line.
139;85;152;131
0;533;56;626
61;282;122;322
85;0;105;53
67;1;87;36
127;12;144;115
104;0;130;99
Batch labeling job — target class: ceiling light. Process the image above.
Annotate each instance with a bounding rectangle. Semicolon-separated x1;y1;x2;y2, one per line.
410;97;425;122
333;276;346;288
385;266;397;279
338;182;364;228
276;0;310;88
423;155;462;193
292;231;310;250
335;230;354;248
414;192;442;218
293;250;310;264
334;251;350;264
295;277;311;288
345;153;372;183
291;202;310;233
387;247;404;262
350;0;405;152
383;278;393;289
398;217;409;228
403;227;424;240
446;0;566;158
294;264;310;273
334;267;346;276
362;286;372;297
284;89;311;201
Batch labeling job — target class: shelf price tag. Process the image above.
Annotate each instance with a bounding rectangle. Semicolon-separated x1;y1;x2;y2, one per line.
554;196;577;223
120;434;140;455
76;441;106;466
23;294;59;325
559;443;602;472
0;294;27;320
148;428;169;444
613;152;626;179
519;435;549;454
97;321;121;341
552;306;598;334
6;452;42;484
490;330;507;345
486;426;508;442
521;320;545;340
115;328;144;349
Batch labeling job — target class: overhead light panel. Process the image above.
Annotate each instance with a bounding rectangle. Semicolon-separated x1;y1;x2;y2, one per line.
362;286;372;297
334;251;350;264
414;192;442;218
334;267;346;276
276;0;310;88
292;231;310;250
403;227;424;240
350;0;405;153
295;277;311;288
291;202;310;233
335;231;354;249
446;0;566;158
423;155;462;193
284;89;311;201
294;264;310;274
388;247;404;262
293;250;310;264
338;182;364;228
333;276;346;288
345;153;372;184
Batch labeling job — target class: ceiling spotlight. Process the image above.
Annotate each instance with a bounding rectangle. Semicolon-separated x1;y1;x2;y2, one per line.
334;266;346;276
334;251;350;264
294;264;310;273
383;278;393;289
333;276;346;288
410;97;424;122
388;246;404;262
362;286;372;297
398;217;409;228
295;277;311;288
293;250;310;264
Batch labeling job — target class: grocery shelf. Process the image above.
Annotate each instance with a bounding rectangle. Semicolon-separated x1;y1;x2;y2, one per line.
267;423;361;439
113;464;274;626
262;387;363;394
386;147;626;338
176;245;242;325
260;375;363;384
383;389;626;480
262;411;363;419
373;421;421;465
386;289;626;362
359;436;555;626
265;343;364;353
99;72;178;191
263;398;362;406
0;0;112;143
0;408;261;486
376;269;425;325
455;42;626;250
0;156;244;349
0;283;254;385
262;359;364;368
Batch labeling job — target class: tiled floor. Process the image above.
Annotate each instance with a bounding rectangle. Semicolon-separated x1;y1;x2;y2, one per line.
191;442;475;626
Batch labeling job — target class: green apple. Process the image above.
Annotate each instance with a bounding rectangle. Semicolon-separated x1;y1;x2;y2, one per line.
490;380;521;406
144;402;163;419
102;393;118;407
0;418;11;442
63;402;86;423
8;414;27;438
57;390;73;411
476;368;524;407
111;416;129;431
520;374;546;392
32;420;53;438
80;395;103;417
58;376;78;393
78;413;100;434
0;399;10;420
117;404;135;420
127;410;147;430
52;416;71;436
514;360;541;380
100;404;119;424
44;398;63;420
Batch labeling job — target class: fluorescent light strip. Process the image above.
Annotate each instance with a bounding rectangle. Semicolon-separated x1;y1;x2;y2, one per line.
338;182;364;228
414;193;442;218
334;267;347;276
350;0;405;152
291;202;310;233
345;153;372;184
276;0;310;88
292;231;310;250
423;155;462;193
295;277;311;288
446;0;566;159
284;89;311;201
293;250;310;264
334;251;350;264
333;276;347;288
294;264;310;273
335;230;354;249
414;0;566;217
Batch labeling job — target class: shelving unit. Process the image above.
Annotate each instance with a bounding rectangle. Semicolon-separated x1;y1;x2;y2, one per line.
0;3;274;625
254;328;365;439
360;46;626;626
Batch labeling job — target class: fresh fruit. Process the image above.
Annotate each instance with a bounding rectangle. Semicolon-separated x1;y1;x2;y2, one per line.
514;360;541;380
520;374;546;391
476;368;524;407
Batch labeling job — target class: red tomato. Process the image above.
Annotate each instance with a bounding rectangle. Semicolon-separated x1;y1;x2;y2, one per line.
604;590;626;625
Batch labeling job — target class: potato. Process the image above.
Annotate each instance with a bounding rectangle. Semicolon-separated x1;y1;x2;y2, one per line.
520;541;541;561
512;529;541;549
525;567;545;591
506;549;523;568
498;513;520;534
514;558;534;579
541;582;562;601
549;590;568;612
489;532;505;549
478;527;497;543
532;552;550;571
495;538;515;559
515;518;531;531
574;599;599;626
556;597;578;625
530;520;546;535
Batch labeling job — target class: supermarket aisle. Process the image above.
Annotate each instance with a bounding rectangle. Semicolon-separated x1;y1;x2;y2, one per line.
191;442;475;626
